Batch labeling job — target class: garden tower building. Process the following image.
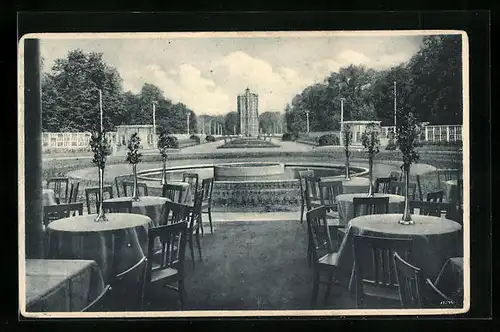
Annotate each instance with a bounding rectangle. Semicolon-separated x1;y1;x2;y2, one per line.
237;88;259;136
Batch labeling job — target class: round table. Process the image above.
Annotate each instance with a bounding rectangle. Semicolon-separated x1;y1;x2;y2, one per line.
336;193;405;225
46;213;152;283
341;177;371;194
337;214;462;288
104;196;168;227
43;189;57;206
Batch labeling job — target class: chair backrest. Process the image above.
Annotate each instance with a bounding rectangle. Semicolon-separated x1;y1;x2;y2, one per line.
393;252;423;309
162;183;185;203
304;174;322;203
46;177;70;203
298;170;315;198
409;200;455;218
122;181;149;197
352;235;413;293
102;200;133;213
190;189;204;229
353;196;389;217
201;177;214;203
112;256;147;311
68;182;80;203
43;202;84;227
426;190;445;203
183;173;199;193
81;284;112;312
305;206;334;262
147;221;188;285
114;175;130;198
423;277;455;308
161;200;190;225
436;168;460;187
85;186;114;214
390;181;417;200
389;171;402;181
318;180;343;210
375;177;392;194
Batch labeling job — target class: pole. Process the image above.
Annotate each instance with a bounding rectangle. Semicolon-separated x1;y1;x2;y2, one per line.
393;81;397;133
99;89;103;134
152;101;156;146
187;113;190;136
305;111;310;133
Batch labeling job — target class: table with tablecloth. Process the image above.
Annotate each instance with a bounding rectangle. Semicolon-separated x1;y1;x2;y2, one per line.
148;181;193;205
320;176;370;194
43;189;57;206
25;259;105;312
435;257;464;304
336;214;462;291
336;193;405;226
104;196;169;227
46;213;152;283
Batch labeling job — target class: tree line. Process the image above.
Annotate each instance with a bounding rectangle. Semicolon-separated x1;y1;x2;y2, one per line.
284;35;463;133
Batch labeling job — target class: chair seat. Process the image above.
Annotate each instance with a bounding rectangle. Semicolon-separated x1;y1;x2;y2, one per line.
326;218;341;226
318;252;339;266
361;283;400;301
150;265;179;283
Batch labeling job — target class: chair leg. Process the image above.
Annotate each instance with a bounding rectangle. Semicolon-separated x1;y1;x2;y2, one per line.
199;213;204;236
196;228;202;261
300;200;305;223
189;234;195;270
310;268;320;309
178;280;185;310
208;206;213;234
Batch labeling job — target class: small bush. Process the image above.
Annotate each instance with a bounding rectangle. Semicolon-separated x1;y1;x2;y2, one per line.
205;135;216;142
282;132;298;141
317;133;340;146
190;134;201;144
385;132;397;150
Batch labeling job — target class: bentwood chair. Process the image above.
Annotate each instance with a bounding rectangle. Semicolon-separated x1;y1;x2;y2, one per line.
183;173;200;194
374;177;393;194
390;181;417;200
145;221;189;310
352;235;413;308
298;169;315;223
102;200;133;213
43;202;84;227
353;197;390;218
162;184;185;203
427;190;445;203
306;206;343;308
424;278;458;308
81;285;112;312
187;189;204;268
201;177;215;234
161;200;191;226
111;256;148;311
68;182;80;204
46;177;70;204
122;181;149;197
393;252;424;309
85;186;114;214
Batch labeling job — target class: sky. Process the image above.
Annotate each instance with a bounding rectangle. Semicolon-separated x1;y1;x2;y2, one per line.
39;32;425;116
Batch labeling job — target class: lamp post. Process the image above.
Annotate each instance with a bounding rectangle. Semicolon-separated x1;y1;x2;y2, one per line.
393;81;397;134
305;110;310;133
187;112;190;136
340;97;345;145
152;101;157;147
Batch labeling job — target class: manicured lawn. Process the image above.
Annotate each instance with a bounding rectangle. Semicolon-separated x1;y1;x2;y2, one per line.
217;138;280;149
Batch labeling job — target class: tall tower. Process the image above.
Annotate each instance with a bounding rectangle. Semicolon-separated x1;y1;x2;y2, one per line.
237;88;259;136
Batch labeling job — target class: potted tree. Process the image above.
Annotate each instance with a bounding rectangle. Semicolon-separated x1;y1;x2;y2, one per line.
361;123;380;196
342;123;353;180
158;131;179;186
396;111;421;225
89;130;111;222
125;133;142;201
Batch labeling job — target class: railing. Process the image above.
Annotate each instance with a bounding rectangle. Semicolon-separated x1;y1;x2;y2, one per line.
381;125;462;143
41;132;117;152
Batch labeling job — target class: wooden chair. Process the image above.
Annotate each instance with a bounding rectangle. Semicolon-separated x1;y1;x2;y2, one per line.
183;173;199;194
353;196;390;218
318;180;345;248
111;256;147;311
146;221;189;310
304;174;322;211
122;181;149;197
352;235;413;308
374;177;392;194
201;177;215;235
68;182;80;204
393;252;424;309
424;277;457;308
43;202;84;227
102;200;133;213
162;183;185;203
306;206;344;308
426;190;444;203
85;186;114;214
436;169;460;188
114;175;126;198
161;200;191;226
298;169;315;223
409;200;456;219
81;285;112;312
389;181;417;200
187;189;204;269
46;177;70;204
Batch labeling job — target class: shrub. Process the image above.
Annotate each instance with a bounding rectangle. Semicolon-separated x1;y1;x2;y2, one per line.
282;132;298;141
317;133;339;146
386;132;397;150
190;134;201;144
205;135;216;142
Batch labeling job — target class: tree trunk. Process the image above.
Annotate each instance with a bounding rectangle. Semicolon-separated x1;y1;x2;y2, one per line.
345;150;351;180
367;155;374;196
400;163;414;224
161;157;167;186
94;167;108;222
132;163;140;201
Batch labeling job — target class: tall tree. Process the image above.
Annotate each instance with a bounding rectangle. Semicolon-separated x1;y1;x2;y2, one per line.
224;111;239;135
